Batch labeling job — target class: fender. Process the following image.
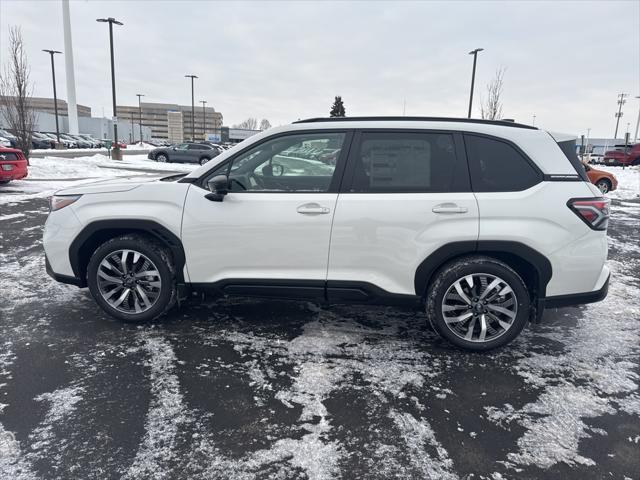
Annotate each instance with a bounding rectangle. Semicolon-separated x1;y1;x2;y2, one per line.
414;240;552;297
68;219;186;287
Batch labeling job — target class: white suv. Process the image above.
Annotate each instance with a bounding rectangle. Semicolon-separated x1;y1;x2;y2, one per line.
43;117;610;351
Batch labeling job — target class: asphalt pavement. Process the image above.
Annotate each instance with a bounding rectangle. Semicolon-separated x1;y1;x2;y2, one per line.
0;194;639;480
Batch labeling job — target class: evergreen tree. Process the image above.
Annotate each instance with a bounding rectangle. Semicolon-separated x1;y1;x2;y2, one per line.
329;96;346;117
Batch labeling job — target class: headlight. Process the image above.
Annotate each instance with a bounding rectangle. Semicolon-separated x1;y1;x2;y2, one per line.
49;195;82;211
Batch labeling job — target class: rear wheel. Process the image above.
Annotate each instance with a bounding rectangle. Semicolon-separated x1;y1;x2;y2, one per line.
426;256;530;351
596;178;611;194
199;156;211;166
0;180;10;185
87;234;177;322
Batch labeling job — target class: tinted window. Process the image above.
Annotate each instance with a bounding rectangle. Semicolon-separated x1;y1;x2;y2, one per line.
464;135;541;192
188;144;209;150
556;139;588;181
208;132;346;192
348;132;468;192
0;152;19;161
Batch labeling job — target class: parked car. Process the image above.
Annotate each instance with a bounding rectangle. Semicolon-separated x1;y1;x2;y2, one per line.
31;136;52;149
0;136;12;148
42;132;75;149
603;143;640;166
0;148;28;184
66;134;93;149
32;132;56;148
0;129;18;147
77;134;103;148
583;162;618;194
148;142;221;165
44;117;610;351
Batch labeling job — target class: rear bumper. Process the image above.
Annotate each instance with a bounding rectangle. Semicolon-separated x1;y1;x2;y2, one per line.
543;272;610;309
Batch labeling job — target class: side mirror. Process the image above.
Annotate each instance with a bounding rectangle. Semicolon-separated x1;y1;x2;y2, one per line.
205;175;230;202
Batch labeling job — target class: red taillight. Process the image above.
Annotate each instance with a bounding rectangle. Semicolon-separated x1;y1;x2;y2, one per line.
567;197;610;230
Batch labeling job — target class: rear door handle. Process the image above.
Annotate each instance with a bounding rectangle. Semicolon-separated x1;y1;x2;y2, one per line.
432;203;468;214
297;203;330;215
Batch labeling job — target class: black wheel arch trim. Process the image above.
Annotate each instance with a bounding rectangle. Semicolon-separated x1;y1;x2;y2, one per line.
414;240;553;298
68;219;186;287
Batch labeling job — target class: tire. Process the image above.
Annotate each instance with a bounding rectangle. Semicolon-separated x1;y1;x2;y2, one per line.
86;234;177;322
596;178;611;194
156;153;169;163
0;180;10;185
199;156;211;166
426;255;530;351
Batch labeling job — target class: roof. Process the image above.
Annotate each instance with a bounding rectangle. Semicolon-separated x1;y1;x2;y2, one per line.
294;116;537;130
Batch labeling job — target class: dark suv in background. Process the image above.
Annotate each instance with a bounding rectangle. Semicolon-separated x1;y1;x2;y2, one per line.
148;142;222;165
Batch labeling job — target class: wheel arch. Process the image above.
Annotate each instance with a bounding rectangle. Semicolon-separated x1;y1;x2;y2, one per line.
69;219;186;287
414;241;552;299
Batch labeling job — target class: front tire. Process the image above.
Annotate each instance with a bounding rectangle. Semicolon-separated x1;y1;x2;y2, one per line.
156;153;169;163
426;256;530;351
87;234;177;322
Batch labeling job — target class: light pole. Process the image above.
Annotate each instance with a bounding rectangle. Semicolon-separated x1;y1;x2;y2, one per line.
467;48;484;118
136;93;144;143
97;17;123;160
532;114;536;127
634;96;640;143
43;49;62;146
200;100;207;139
614;92;628;140
185;74;198;141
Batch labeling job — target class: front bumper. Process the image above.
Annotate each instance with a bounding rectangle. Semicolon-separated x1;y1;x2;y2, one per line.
45;255;84;287
543;272;610;309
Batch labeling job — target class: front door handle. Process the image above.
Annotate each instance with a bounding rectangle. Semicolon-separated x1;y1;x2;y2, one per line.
432;203;468;214
297;203;330;215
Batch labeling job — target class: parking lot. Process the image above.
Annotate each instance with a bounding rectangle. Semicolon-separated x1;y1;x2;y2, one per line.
1;161;639;480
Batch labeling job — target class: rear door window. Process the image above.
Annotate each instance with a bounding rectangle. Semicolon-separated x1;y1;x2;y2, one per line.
345;131;469;193
464;134;542;192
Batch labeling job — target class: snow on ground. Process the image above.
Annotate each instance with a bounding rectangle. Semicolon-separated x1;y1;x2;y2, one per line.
0;154;197;206
598;165;640;200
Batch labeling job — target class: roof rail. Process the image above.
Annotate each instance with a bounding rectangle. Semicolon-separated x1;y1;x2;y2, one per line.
293;116;537;130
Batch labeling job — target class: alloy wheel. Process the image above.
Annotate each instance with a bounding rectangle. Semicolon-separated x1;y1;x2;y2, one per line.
441;273;518;343
597;181;609;194
96;249;162;314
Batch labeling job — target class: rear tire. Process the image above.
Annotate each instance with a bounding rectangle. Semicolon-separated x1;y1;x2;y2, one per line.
199;156;211;166
426;256;530;351
0;180;10;185
596;179;611;194
87;234;177;322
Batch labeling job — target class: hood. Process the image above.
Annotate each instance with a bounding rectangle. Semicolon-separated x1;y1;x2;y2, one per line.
56;174;167;196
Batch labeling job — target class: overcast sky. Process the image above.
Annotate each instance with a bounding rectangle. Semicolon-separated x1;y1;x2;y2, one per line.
1;0;639;137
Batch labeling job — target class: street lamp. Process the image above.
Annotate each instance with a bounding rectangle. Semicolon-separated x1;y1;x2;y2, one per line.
200;100;207;139
96;17;123;159
185;74;198;141
467;48;484;118
634;96;640;143
42;49;62;146
532;114;536;127
136;93;144;143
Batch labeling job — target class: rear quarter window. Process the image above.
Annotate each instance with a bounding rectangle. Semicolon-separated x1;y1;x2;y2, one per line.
464;134;542;192
0;152;19;161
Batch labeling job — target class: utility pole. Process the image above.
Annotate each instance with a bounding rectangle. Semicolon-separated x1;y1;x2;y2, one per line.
43;49;62;146
136;93;144;143
634;96;640;143
96;17;124;159
200;100;207;139
614;92;628;140
467;48;484;118
130;110;134;143
185;75;198;141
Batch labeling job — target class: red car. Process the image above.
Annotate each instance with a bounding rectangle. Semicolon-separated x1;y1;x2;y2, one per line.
0;148;28;184
603;143;640;166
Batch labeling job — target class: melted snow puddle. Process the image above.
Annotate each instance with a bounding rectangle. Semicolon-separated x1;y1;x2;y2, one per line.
487;258;640;470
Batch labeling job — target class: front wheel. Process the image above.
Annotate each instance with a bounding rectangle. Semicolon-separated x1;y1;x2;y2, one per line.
426;256;530;351
156;153;169;163
87;234;177;322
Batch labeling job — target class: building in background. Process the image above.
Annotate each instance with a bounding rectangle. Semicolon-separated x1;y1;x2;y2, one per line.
1;96;91;117
221;127;261;144
117;102;223;143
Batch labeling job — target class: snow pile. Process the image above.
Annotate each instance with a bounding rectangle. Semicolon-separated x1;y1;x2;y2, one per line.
132;142;158;150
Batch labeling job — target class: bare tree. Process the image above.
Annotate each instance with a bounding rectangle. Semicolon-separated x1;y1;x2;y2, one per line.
259;118;271;131
480;67;505;121
0;26;36;160
234;117;258;130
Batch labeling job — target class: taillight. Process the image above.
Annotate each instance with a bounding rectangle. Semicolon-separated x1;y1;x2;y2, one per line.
567;197;610;230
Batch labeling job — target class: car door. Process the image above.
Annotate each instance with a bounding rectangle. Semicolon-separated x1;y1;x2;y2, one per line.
327;130;479;299
186;143;210;163
181;130;352;297
171;143;189;162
